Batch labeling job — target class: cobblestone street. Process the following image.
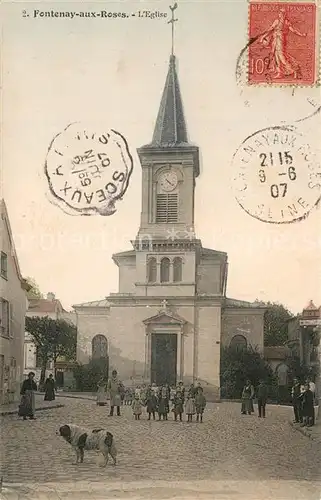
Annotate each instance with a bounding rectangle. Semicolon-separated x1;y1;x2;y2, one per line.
1;397;320;499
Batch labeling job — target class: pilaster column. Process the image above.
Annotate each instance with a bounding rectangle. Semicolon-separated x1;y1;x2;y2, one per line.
169;261;174;282
176;330;182;382
156;260;161;283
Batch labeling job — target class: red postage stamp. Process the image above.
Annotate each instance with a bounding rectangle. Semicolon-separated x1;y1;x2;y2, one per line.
248;2;317;85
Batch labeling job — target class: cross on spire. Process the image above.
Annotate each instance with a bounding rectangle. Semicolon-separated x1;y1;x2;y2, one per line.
168;3;178;56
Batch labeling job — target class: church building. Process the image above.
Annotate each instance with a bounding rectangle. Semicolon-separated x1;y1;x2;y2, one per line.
74;47;265;400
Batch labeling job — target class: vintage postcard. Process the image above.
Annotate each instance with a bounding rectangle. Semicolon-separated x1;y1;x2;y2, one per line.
1;0;321;499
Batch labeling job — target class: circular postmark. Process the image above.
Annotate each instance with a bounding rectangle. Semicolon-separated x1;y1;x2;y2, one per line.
45;123;133;216
232;125;321;224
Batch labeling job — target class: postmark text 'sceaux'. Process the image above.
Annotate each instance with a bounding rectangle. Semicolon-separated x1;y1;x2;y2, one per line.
232;126;321;224
45;123;133;216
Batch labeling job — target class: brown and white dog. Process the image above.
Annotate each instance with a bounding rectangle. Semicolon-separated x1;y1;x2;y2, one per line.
58;424;117;466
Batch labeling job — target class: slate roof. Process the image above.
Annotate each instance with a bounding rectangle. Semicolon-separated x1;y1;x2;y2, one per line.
72;299;110;308
28;298;66;313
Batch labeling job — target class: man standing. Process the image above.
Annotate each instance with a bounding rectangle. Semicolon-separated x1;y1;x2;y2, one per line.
257;380;268;418
291;377;302;423
107;370;122;416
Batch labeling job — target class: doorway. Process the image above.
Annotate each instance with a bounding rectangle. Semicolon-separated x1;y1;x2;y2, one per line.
151;333;177;386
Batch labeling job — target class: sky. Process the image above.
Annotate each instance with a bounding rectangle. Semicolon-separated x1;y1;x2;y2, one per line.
2;0;321;314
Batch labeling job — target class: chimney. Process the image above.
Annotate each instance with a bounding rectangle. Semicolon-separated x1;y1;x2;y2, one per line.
46;292;55;301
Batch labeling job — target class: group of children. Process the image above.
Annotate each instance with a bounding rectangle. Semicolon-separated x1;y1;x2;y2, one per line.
125;381;207;422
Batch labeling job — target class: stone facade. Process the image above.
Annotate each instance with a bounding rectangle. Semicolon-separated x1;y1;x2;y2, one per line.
0;199;30;404
74;55;265;400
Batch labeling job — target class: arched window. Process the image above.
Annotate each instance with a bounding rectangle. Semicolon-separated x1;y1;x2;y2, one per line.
92;335;108;360
230;335;247;351
147;257;157;283
276;363;288;386
173;257;182;282
160;258;170;283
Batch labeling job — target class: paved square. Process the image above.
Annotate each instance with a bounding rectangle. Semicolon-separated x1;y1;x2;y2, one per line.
1;398;320;499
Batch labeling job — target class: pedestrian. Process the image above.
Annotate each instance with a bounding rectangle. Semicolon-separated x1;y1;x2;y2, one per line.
177;381;185;403
291;377;303;423
132;394;142;420
140;383;147;405
241;380;254;415
145;385;157;420
96;377;108;406
151;382;158;397
124;387;132;406
172;389;184;421
157;386;169;420
185;393;196;422
195;386;206;422
107;370;122;416
187;383;196;398
135;385;141;399
300;383;315;427
19;372;37;420
256;379;268;418
119;382;125;405
44;374;56;401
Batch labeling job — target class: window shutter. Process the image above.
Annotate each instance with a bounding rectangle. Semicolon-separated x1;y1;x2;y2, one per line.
9;303;13;338
156;194;178;223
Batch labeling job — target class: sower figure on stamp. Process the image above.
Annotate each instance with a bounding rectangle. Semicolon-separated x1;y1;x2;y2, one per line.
107;370;122;416
259;8;306;80
256;379;268;418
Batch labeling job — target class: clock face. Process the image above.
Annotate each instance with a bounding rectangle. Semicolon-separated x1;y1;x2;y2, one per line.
159;171;178;192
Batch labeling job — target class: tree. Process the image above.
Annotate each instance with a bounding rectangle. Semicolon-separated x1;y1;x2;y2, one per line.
255;300;294;346
25;316;77;386
25;277;43;299
73;358;109;392
220;345;277;399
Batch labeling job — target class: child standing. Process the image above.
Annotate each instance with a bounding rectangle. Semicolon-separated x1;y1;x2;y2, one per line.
158;386;169;420
172;389;184;421
145;385;157;420
195;387;206;422
132;394;142;420
185;393;196;422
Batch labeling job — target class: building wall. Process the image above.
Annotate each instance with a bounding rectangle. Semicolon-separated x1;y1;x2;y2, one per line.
0;214;28;403
221;308;265;352
197;260;222;295
195;305;221;399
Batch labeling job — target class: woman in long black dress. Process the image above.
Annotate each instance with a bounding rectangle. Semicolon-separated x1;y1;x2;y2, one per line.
44;374;56;401
19;372;37;420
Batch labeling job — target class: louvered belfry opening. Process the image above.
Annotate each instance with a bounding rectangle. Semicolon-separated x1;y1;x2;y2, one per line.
156;193;178;223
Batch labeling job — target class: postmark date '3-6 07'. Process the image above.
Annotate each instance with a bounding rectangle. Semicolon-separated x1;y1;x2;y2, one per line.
45;123;133;216
232;126;321;224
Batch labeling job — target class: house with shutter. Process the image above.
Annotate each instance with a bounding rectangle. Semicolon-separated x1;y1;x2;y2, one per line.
0;199;30;404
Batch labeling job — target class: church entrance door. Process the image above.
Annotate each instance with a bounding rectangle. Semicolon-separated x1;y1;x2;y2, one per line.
151;333;177;386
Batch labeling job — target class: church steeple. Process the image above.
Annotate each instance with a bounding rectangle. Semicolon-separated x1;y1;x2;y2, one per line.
151;54;189;147
136;3;200;242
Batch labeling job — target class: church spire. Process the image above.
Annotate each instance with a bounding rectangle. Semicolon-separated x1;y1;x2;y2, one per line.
149;3;190;147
